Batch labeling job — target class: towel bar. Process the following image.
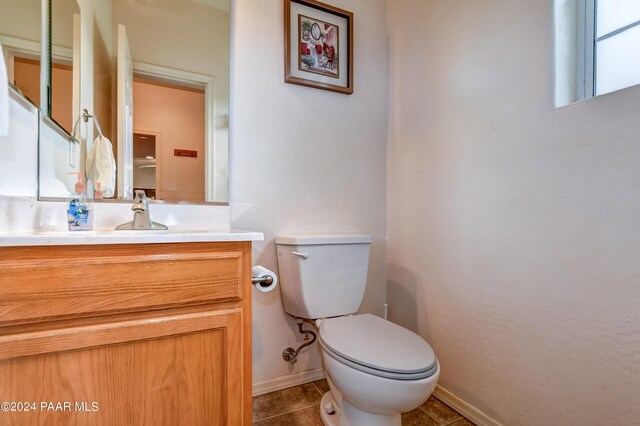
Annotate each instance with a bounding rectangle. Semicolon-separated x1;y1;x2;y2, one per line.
72;109;104;140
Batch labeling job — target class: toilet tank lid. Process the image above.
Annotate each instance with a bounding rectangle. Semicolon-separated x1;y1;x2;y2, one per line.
276;234;372;245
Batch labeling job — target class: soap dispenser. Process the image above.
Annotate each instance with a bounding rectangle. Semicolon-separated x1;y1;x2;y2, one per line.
67;172;94;231
94;182;104;200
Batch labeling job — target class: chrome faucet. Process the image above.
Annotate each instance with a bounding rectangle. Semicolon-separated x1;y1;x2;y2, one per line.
115;190;168;230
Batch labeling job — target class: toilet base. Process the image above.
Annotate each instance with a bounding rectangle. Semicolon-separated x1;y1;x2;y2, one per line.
319;391;401;426
319;392;339;426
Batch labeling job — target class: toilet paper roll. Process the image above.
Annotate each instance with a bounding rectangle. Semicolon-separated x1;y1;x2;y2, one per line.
252;266;278;293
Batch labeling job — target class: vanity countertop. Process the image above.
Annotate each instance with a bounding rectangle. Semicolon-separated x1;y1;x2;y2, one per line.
0;228;264;247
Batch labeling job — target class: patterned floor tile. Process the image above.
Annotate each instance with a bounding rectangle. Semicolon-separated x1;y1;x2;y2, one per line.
252;383;322;422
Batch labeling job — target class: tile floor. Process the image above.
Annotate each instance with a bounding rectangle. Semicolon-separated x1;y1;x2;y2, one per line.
252;380;476;426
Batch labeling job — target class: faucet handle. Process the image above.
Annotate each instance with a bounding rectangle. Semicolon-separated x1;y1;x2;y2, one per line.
132;190;149;212
134;190;148;203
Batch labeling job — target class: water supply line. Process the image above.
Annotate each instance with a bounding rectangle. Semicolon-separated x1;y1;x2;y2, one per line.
282;318;317;365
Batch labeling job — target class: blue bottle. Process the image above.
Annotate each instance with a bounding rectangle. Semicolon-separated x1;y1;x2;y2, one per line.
67;173;94;231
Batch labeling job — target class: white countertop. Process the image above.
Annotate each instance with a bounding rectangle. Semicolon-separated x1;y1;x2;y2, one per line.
0;228;264;246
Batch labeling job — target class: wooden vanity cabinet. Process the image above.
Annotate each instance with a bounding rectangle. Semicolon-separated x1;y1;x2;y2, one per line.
0;241;253;426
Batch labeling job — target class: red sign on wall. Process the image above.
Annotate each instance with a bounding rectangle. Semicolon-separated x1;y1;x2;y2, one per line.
174;149;198;158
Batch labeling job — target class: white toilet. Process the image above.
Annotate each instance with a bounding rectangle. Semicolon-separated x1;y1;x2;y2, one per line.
276;234;439;426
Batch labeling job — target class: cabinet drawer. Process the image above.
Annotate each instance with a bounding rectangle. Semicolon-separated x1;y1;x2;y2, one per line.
0;242;249;326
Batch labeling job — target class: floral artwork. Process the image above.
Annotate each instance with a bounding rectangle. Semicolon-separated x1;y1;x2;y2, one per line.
298;15;339;79
285;0;352;94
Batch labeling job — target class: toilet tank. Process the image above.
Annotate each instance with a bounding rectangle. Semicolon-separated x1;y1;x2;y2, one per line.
275;234;371;319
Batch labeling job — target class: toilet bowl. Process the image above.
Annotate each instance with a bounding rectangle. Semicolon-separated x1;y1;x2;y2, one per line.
317;314;439;426
275;234;440;426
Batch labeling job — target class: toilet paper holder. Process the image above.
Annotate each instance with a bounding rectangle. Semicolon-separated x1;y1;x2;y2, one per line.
252;275;274;285
251;266;278;293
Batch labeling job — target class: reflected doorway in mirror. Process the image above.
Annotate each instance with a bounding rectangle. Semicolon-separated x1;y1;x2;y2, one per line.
133;75;206;204
133;133;157;200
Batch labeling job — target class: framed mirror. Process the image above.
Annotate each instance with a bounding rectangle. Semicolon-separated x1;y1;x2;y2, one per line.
29;0;230;204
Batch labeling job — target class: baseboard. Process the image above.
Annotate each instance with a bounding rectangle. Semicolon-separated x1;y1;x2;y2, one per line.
433;385;502;426
252;368;326;397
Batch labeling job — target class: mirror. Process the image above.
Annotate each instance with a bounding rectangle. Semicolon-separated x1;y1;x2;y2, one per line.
1;0;80;133
36;0;230;204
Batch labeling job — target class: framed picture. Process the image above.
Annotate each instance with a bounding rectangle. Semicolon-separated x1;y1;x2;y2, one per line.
284;0;354;95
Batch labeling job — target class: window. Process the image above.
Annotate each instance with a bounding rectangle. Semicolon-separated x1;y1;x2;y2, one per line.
593;0;640;96
555;0;640;105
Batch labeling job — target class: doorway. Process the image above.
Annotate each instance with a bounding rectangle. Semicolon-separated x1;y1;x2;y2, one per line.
132;76;206;202
133;133;157;200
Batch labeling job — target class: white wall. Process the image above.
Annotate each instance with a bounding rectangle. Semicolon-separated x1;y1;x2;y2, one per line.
230;0;389;390
77;0;113;129
387;1;640;425
38;116;81;197
0;89;38;199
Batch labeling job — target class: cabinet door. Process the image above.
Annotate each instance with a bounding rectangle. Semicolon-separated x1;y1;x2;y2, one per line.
0;308;244;425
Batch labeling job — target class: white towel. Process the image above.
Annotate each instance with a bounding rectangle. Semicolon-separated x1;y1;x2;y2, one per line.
0;42;9;136
86;134;117;198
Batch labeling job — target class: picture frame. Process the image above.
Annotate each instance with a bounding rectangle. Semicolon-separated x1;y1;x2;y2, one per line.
284;0;354;95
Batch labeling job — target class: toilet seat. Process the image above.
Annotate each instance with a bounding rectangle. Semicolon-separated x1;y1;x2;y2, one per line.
318;314;438;380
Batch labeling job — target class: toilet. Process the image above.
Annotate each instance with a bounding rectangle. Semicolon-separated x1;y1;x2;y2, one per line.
276;234;439;426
